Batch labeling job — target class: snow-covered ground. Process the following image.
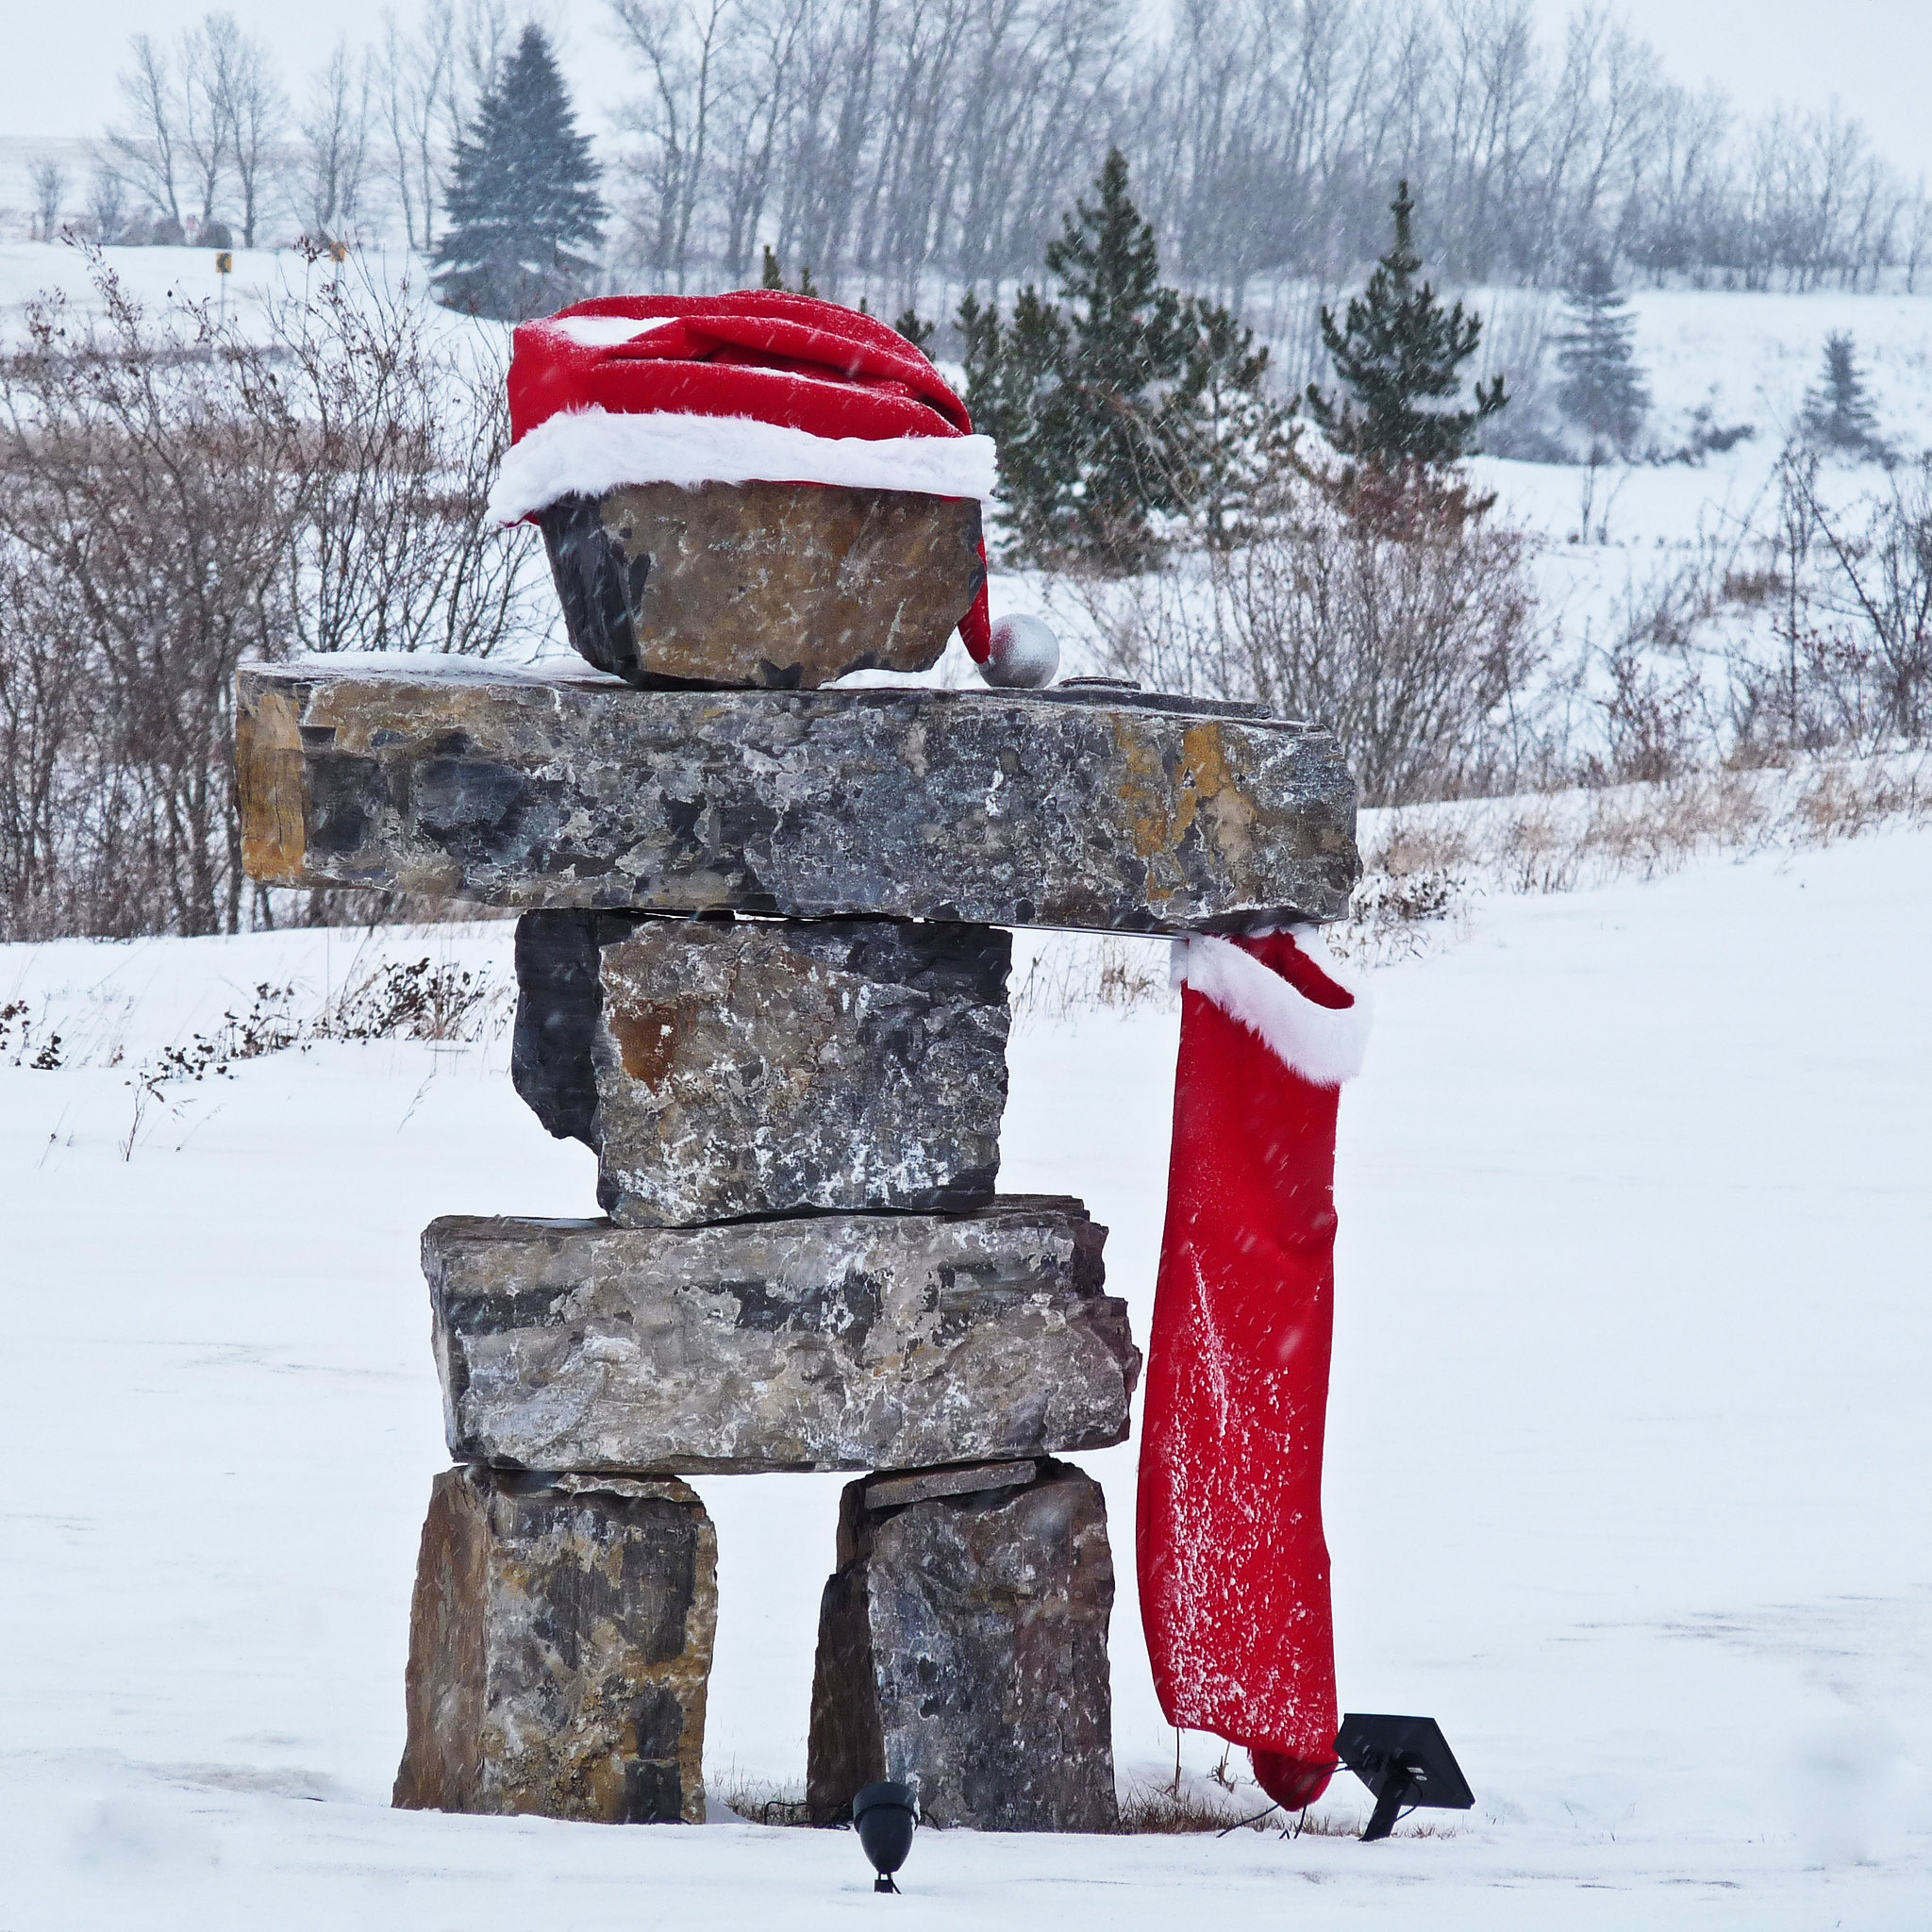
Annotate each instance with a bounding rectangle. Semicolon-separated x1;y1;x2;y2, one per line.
2;824;1927;1925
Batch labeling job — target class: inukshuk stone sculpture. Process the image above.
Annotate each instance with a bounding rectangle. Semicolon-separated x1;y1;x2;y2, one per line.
234;291;1360;1835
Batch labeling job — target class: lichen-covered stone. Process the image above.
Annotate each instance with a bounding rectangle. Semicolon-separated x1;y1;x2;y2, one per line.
512;910;1009;1224
236;660;1358;932
393;1466;716;1824
539;481;985;689
424;1201;1138;1474
807;1458;1119;1833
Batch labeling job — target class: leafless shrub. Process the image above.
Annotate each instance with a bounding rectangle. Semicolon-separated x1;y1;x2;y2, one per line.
1591;640;1708;784
0;262;296;938
1733;449;1932;760
316;954;508;1042
0;246;540;942
257;251;531;658
1084;490;1542;808
1009;934;1173;1028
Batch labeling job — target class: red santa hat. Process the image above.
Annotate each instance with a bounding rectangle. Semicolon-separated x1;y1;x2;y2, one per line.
490;290;1056;687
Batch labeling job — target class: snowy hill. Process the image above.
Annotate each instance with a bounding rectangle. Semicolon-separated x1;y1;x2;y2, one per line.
2;822;1926;1925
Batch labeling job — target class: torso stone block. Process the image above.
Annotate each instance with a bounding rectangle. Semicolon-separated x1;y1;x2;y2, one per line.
424;1201;1139;1474
511;910;1010;1224
237;660;1358;931
539;482;985;689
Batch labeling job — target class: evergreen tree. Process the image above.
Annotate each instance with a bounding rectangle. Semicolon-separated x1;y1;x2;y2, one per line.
1554;249;1650;455
1042;148;1190;561
759;246;819;296
1170;295;1298;542
434;25;605;321
1802;333;1887;458
959;283;1073;554
961;149;1282;566
1306;180;1506;471
891;308;936;355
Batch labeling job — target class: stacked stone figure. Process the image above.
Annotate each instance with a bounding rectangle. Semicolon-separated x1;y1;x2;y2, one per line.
235;481;1358;1834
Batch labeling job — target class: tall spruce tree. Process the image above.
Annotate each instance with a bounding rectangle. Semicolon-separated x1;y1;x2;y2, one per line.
1042;148;1189;562
1306;180;1506;471
961;149;1282;566
1802;333;1887;458
959;282;1072;555
1555;250;1650;455
1170;295;1297;542
434;25;605;321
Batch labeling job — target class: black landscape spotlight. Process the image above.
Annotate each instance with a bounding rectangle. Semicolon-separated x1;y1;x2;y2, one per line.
1334;1714;1475;1841
852;1780;918;1893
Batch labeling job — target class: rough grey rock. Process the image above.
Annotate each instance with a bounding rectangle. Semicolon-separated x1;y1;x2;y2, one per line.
424;1201;1138;1474
236;660;1358;932
393;1466;716;1824
807;1457;1119;1833
512;910;1010;1224
539;481;984;689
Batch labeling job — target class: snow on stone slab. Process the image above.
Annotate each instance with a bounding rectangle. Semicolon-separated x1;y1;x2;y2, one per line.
1;831;1929;1924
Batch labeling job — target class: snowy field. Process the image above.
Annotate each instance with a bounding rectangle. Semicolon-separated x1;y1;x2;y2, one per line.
1;823;1927;1925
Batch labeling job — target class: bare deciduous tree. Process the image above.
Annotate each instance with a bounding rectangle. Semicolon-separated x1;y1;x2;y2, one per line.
85;161;128;244
595;0;1927;316
380;1;458;253
107;33;187;229
28;160;68;242
176;17;232;231
208;14;287;248
302;39;375;242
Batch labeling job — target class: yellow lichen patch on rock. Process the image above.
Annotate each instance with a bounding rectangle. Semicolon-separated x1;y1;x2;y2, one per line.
1116;717;1258;903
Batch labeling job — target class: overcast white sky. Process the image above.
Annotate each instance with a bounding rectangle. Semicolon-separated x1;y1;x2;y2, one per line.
7;0;1932;184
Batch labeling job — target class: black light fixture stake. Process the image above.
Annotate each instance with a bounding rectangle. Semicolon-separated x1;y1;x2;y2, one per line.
853;1780;918;1894
1333;1715;1474;1843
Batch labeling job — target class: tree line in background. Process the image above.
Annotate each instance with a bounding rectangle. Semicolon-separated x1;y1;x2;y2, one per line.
608;0;1932;307
25;0;1932;311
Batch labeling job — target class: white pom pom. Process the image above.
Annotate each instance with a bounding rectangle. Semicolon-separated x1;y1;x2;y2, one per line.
978;613;1059;689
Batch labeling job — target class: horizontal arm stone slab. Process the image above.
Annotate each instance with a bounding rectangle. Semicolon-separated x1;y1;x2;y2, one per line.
237;659;1358;931
424;1201;1140;1474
